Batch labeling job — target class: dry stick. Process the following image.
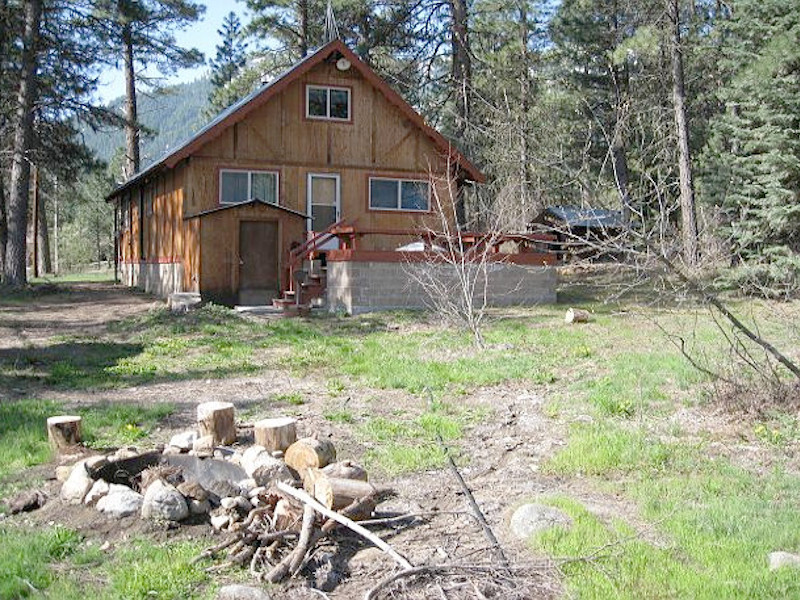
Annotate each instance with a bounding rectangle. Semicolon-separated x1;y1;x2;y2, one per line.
276;481;413;570
437;434;509;568
656;254;800;380
265;504;317;583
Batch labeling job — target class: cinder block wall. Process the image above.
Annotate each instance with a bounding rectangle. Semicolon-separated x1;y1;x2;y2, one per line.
327;260;557;314
120;262;184;298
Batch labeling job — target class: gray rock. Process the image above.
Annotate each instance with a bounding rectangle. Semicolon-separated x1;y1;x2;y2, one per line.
141;480;189;521
192;435;215;457
510;503;572;540
61;460;94;504
162;454;247;491
216;584;271;600
242;447;293;486
84;479;110;506
189;498;211;515
210;513;231;530
769;551;800;571
96;487;143;517
169;430;198;451
238;478;257;495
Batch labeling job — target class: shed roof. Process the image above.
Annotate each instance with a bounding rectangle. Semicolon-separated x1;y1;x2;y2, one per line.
540;206;627;230
108;39;484;201
186;198;310;220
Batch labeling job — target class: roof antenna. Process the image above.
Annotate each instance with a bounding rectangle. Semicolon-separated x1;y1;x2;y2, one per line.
324;0;339;43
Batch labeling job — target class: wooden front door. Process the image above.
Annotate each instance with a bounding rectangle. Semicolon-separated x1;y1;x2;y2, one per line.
238;220;279;305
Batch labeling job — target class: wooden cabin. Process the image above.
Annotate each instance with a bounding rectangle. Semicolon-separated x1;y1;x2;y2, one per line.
108;39;484;306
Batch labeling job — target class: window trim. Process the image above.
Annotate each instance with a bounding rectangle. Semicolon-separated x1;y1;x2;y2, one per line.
305;84;352;122
219;168;280;206
368;177;431;213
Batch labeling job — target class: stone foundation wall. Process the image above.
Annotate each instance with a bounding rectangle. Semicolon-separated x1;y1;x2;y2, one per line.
120;262;184;298
327;260;557;315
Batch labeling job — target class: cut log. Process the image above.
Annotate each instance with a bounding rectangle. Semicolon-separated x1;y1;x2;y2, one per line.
284;437;336;473
254;417;297;453
197;401;236;446
565;308;591;324
303;460;368;493
47;415;82;452
313;475;379;511
322;460;368;481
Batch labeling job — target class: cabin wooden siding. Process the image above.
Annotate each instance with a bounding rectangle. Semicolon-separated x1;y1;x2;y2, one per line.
183;58;458;250
194;203;305;304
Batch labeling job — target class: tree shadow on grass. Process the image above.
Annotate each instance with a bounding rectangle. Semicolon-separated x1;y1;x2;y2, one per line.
0;340;268;394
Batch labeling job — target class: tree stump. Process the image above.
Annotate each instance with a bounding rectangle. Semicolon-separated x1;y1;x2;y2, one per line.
565;308;591;324
254;417;297;453
197;402;236;446
47;415;82;452
284;437;336;474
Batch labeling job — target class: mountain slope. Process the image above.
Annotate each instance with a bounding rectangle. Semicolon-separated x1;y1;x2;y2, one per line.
81;77;213;166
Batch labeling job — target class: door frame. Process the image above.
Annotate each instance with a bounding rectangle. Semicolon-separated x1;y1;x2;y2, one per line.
306;172;341;234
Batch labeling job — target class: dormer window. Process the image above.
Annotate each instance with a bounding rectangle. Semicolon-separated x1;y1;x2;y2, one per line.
306;85;350;121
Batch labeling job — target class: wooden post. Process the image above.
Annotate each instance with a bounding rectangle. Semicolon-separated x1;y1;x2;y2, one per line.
197;401;236;445
47;415;82;451
254;417;297;452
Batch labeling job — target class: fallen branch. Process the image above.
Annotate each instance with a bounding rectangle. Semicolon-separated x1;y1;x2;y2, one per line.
437;434;509;568
276;481;413;570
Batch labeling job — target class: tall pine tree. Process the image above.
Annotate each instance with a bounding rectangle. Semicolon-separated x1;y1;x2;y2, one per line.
702;0;800;295
207;11;248;114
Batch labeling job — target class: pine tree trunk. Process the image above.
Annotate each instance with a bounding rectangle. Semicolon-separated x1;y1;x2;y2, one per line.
299;0;308;58
0;169;7;279
36;191;50;274
4;0;42;286
450;0;471;143
668;0;699;266
122;22;140;179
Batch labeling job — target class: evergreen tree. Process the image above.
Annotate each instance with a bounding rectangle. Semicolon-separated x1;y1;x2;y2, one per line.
208;11;248;114
93;0;205;178
701;0;800;294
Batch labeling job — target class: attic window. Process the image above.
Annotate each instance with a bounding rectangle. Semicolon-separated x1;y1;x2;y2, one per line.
220;169;278;205
306;85;350;121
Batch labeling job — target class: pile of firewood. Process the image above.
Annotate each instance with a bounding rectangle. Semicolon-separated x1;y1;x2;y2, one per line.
198;436;398;583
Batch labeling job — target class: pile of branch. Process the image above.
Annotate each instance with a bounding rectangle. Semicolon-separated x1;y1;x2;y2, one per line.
196;457;400;584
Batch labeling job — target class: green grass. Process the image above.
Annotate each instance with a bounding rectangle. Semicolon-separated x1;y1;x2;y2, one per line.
0;398;174;496
0;525;85;598
358;400;483;475
541;424;800;598
0;526;213;599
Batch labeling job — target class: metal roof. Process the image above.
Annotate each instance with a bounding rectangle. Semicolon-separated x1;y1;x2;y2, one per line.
543;206;627;229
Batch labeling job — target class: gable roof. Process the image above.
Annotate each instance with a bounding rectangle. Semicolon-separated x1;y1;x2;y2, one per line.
186;198;310;220
108;40;485;200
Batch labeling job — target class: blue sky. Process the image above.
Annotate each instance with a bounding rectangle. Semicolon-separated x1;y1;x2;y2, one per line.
97;2;250;102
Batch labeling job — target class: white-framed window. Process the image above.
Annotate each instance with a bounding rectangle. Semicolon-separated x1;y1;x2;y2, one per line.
369;177;430;212
219;169;279;205
306;85;351;121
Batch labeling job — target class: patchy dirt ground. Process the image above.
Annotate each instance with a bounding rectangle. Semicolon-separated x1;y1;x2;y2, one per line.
5;283;776;598
0;285;582;597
